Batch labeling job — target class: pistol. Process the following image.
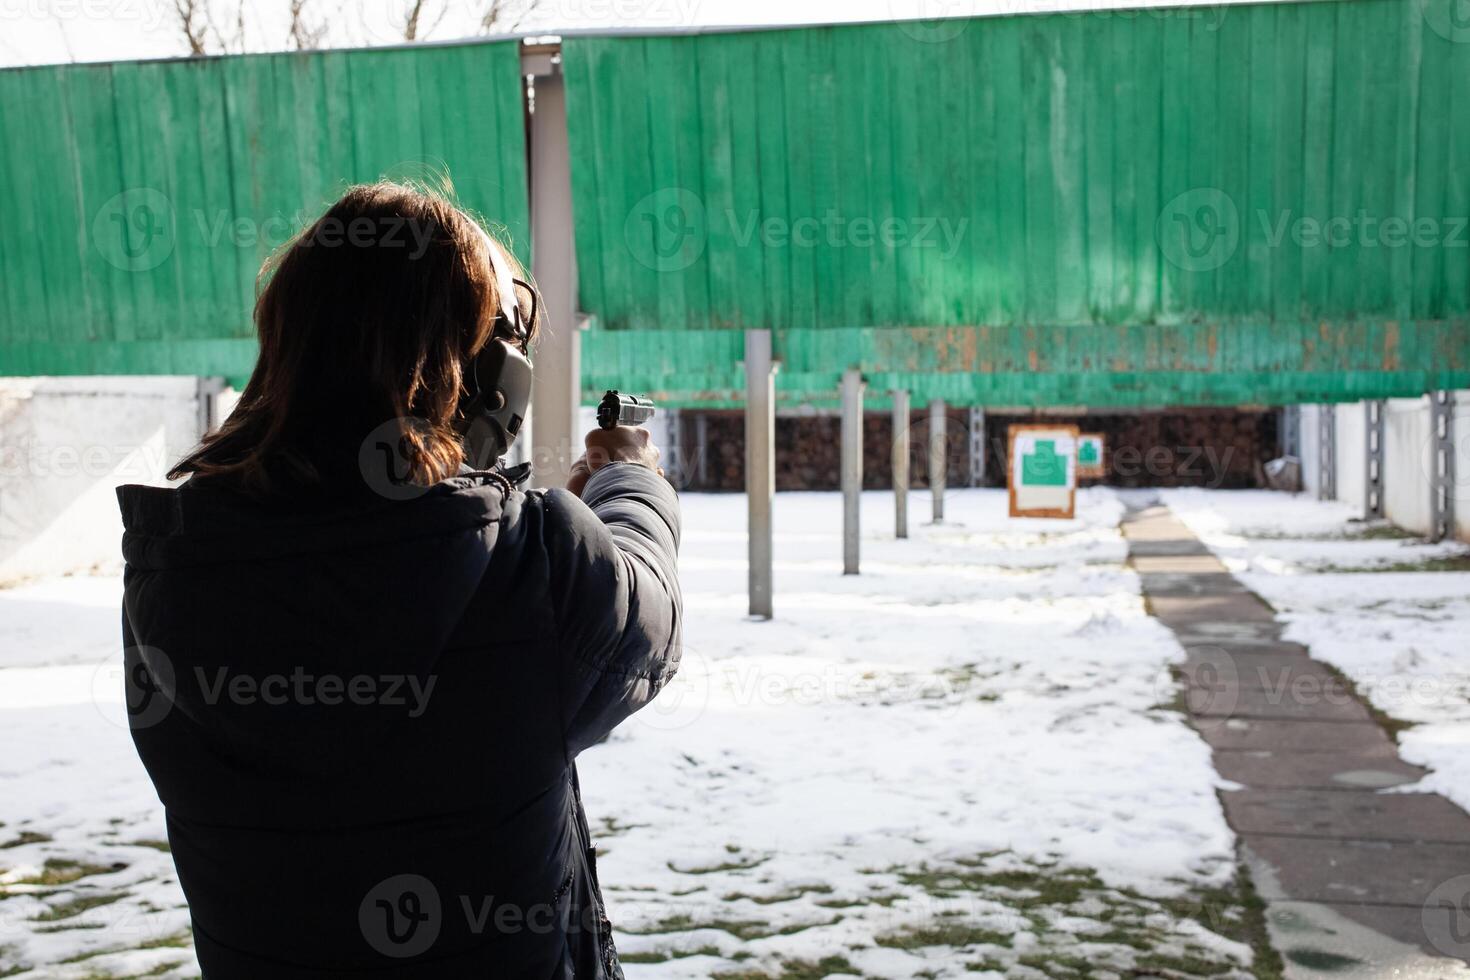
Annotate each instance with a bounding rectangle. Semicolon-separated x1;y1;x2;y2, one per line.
596;390;656;430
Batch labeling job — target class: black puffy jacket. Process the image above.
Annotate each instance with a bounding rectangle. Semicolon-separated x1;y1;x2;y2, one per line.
116;463;681;978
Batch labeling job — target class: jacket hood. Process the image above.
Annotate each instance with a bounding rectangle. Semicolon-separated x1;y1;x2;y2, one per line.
115;475;512;742
118;475;506;571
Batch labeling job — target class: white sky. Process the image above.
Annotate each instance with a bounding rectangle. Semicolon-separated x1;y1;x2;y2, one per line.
0;0;1295;69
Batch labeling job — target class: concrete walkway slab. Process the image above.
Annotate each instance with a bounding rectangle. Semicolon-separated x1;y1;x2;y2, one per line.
1149;592;1282;625
1211;749;1425;790
1244;837;1470;905
1176;646;1328;693
1178;649;1340;693
1139;571;1252;597
1187;683;1374;722
1223;788;1470;842
1199;718;1397;753
1123;503;1470;972
1173;619;1291;646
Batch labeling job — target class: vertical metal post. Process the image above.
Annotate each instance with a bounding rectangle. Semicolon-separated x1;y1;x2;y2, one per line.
892;390;910;539
695;413;709;488
1365;400;1385;519
1281;404;1301;459
195;376;226;438
1430;390;1456;543
969;406;986;486
740;333;776;617
526;55;581;488
745;331;776;618
1318;404;1337;501
665;408;683;490
842;370;865;574
929;399;947;522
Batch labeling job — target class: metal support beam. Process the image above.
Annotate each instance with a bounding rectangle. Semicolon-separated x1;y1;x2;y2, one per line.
1365;400;1385;519
527;58;581;488
1281;404;1301;459
929;399;946;522
695;412;709;488
1318;404;1337;501
195;376;227;438
745;331;776;618
968;407;986;487
892;390;910;539
1430;390;1456;543
665;408;683;490
842;370;865;574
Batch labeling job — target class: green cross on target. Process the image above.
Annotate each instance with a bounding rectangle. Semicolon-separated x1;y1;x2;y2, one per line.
1021;440;1068;486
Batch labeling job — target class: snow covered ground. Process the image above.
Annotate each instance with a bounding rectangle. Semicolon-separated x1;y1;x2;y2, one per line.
0;488;1256;978
1162;489;1470;816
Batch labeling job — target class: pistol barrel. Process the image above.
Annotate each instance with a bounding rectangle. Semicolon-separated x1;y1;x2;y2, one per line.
596;390;656;429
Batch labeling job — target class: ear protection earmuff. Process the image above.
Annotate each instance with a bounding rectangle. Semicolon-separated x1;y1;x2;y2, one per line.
460;237;536;470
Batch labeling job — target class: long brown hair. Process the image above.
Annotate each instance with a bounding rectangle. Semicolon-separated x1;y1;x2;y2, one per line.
170;182;535;495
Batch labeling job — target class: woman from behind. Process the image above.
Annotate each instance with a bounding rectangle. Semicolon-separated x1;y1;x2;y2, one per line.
117;182;680;978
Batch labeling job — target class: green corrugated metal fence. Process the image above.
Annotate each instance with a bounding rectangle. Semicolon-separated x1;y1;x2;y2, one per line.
3;7;1469;407
564;0;1470;406
0;41;528;386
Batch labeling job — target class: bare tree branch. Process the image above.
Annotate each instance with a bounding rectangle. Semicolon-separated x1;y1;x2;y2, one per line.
288;0;328;50
173;0;210;55
401;0;447;41
52;16;77;61
172;0;249;55
480;0;537;34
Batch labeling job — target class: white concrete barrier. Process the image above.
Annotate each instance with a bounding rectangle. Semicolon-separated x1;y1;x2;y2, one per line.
1334;401;1368;518
0;377;226;584
1454;391;1470;543
1383;396;1434;537
1300;404;1322;499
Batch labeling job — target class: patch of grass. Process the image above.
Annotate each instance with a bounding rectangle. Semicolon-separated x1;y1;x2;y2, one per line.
77;965;177;980
52;926;189;967
1243;524;1414;542
137;929;192;949
1313;660;1414;739
130;839;171;853
623;913;696;935
897;862;1105;907
885;856;1264;978
876;922;1013;949
668;855;769;875
1090;926;1155;950
713;955;857;980
594;816;644;838
1133;949;1238;976
815;893;902;909
620;944;722;964
31;892;127;922
1017;952;1101;976
1348;524;1419;541
722;884;833;905
0;831;52;849
1284;948;1363;971
623;913;836;942
14;858;124;887
1179;867;1283;980
1317;554;1470;573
